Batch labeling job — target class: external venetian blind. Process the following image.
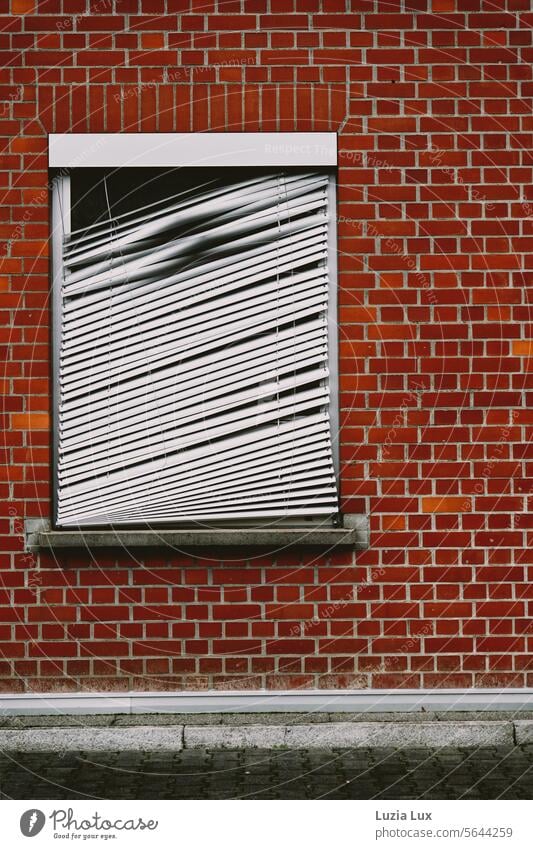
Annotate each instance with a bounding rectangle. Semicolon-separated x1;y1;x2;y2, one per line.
53;167;339;527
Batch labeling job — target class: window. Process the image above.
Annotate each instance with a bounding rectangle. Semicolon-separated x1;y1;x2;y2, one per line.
50;134;339;529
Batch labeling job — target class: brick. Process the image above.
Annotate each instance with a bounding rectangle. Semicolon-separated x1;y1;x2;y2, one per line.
11;413;49;430
11;0;35;12
260;50;308;65
77;16;126;31
25;51;72;65
212;605;261;620
475;532;524;547
513;340;533;356
208;15;257;30
76;51;126;65
422;497;472;513
128;15;177;30
261;14;309;28
314;49;361;65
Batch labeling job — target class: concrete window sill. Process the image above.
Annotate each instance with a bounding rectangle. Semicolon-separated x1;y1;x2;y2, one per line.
26;516;368;552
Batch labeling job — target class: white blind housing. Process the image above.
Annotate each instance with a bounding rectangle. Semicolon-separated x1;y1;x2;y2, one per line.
53;168;339;527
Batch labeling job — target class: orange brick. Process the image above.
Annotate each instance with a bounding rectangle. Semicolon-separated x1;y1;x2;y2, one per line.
11;0;35;12
339;306;377;322
11;413;49;430
422;497;471;514
513;340;533;356
432;0;455;10
487;306;510;321
141;34;165;49
380;273;403;289
382;515;406;530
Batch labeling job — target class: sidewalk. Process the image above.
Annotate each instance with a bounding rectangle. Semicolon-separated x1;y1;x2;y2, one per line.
1;744;532;800
1;712;533;751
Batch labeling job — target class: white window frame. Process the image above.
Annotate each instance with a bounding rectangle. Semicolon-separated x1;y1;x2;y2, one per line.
50;133;339;530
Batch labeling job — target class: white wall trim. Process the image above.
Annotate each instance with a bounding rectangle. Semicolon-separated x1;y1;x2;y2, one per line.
1;688;533;716
48;132;337;168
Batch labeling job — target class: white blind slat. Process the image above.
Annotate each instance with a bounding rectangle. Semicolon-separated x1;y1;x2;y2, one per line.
60;320;327;422
64;190;328;293
62;267;328;368
57;170;338;525
59;385;330;482
63;242;328;344
61;350;328;442
59;414;331;497
59;463;336;520
58;445;333;516
61;293;329;394
63;224;327;320
65;173;326;266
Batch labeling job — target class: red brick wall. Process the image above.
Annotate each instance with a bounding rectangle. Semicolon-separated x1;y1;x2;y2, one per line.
1;0;532;694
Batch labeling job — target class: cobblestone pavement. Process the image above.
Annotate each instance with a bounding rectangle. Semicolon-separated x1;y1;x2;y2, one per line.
0;747;532;799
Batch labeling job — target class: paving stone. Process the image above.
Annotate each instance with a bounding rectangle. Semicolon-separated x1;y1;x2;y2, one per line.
0;746;531;800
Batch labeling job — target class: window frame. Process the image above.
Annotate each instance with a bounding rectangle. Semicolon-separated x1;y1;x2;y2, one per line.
49;133;341;532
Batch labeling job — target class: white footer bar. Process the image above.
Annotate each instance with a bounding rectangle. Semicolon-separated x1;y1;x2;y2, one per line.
3;801;532;849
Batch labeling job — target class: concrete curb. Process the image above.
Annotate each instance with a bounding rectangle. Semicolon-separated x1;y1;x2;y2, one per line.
0;719;525;751
284;721;513;749
185;725;286;749
185;721;512;749
513;721;533;746
0;726;185;752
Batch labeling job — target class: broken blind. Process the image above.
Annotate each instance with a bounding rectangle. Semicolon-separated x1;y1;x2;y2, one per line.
55;171;339;526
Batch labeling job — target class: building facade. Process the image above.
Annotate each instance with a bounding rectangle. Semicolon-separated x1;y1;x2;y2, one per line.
1;0;531;700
